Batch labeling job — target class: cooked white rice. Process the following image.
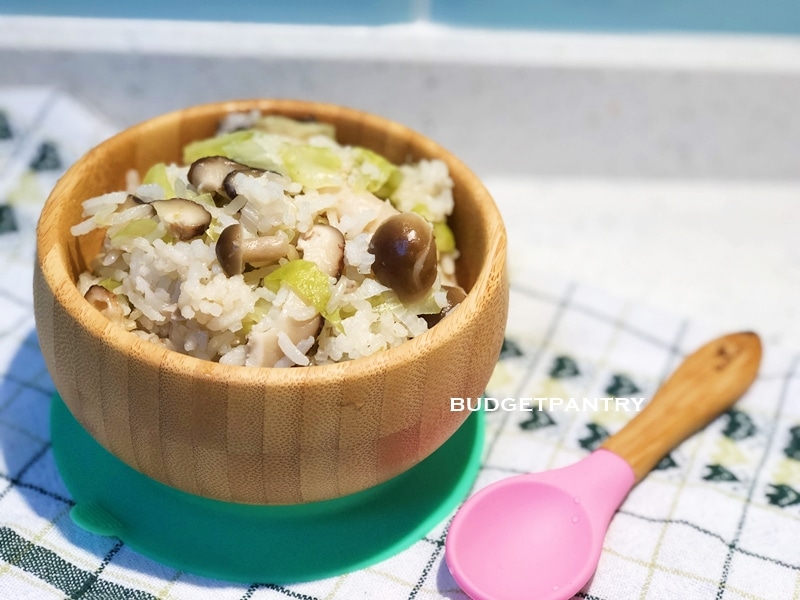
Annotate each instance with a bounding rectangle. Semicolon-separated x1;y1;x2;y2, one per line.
72;113;461;367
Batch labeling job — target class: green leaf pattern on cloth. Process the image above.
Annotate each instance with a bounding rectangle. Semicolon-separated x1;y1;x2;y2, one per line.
0;205;17;234
654;454;678;471
766;484;800;508
29;140;62;171
549;355;580;378
0;111;11;139
499;337;523;360
722;409;757;441
784;425;800;461
605;373;641;397
519;410;556;431
704;464;740;482
579;423;610;451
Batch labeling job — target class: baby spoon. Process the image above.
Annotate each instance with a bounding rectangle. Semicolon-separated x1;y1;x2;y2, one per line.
445;331;762;600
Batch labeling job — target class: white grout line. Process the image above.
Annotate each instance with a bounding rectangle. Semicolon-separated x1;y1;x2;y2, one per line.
2;16;800;72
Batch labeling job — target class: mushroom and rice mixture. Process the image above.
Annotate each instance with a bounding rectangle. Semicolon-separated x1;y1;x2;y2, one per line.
72;113;464;367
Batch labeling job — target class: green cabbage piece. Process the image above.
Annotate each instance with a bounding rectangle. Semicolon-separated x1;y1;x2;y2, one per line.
351;147;402;198
141;163;175;197
280;145;342;189
256;115;336;140
191;192;215;208
183;130;255;164
376;168;404;199
110;218;158;243
407;204;455;252
433;222;456;253
184;129;289;172
263;259;331;316
241;298;271;336
376;291;441;316
410;203;434;221
98;278;121;291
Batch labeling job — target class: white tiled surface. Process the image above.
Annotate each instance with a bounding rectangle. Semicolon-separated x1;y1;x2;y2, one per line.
1;19;799;353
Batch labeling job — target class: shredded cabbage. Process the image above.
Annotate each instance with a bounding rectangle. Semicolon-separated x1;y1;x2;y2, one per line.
141;163;175;198
263;259;332;315
280;145;342;189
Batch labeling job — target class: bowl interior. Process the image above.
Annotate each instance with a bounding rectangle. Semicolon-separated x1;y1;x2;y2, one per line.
62;100;493;299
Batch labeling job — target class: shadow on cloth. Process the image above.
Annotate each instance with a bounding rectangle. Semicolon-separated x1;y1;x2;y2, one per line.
0;328;261;595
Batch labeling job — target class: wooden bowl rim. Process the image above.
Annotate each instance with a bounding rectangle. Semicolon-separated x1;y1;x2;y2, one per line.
37;98;507;385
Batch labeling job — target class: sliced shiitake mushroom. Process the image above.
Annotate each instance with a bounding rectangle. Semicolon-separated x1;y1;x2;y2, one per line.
151;198;211;241
215;223;290;276
120;193;149;209
243;225;344;367
221;168;283;200
246;304;322;368
187;156;252;196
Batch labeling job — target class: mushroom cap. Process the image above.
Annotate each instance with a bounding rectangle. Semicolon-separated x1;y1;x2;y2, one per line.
215;224;290;276
215;223;245;276
187;155;250;196
222;167;282;200
368;212;438;304
151;198;212;241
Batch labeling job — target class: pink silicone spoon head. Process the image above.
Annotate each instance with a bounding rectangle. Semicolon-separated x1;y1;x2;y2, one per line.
446;450;634;600
446;332;762;600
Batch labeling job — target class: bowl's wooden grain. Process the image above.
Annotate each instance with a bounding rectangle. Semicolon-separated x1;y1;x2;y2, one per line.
33;99;508;505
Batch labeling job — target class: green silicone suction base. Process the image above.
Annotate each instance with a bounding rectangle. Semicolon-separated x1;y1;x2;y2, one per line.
50;394;483;583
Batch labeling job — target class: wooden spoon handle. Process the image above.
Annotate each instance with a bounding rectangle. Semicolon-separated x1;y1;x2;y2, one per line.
601;331;762;484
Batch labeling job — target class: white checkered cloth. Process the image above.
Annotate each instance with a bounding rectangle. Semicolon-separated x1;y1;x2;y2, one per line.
1;88;798;600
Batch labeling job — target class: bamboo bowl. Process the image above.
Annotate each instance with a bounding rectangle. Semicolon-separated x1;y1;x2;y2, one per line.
33;99;508;505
